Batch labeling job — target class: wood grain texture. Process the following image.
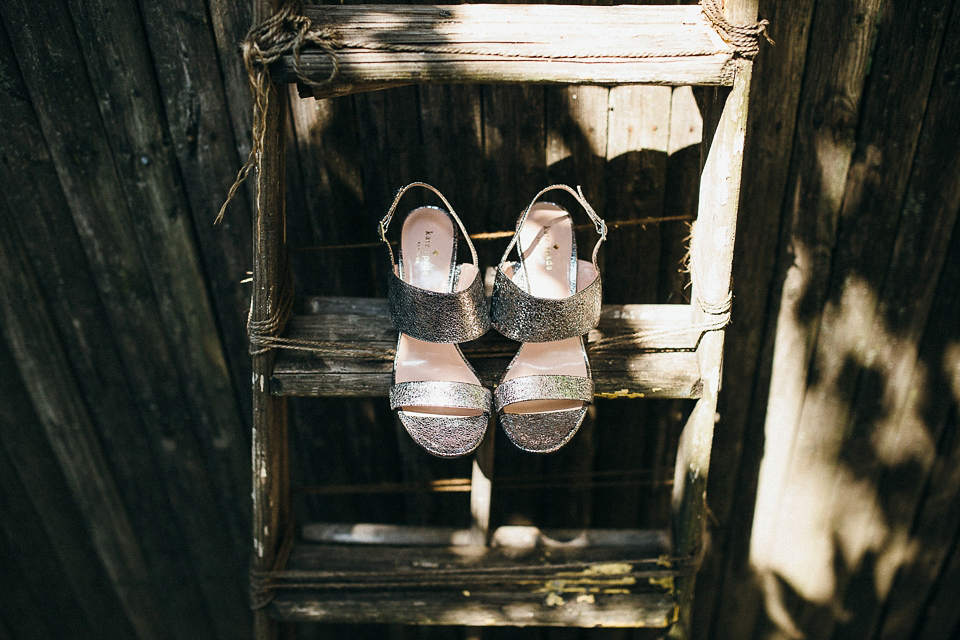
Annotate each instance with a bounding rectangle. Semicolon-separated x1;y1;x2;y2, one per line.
824;2;960;638
251;4;291;639
279;4;735;94
744;1;885;636
874;38;960;633
693;0;817;637
272;298;703;398
0;408;98;640
0;185;162;638
0;336;135;639
269;538;678;627
0;5;225;638
0;533;60;640
139;0;256;445
61;2;253;632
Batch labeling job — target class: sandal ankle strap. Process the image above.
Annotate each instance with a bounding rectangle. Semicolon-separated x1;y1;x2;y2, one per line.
498;184;607;270
380;182;490;343
379;182;480;269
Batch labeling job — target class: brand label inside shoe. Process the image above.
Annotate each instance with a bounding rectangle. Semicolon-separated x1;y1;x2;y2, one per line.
415;229;437;276
542;226;554;271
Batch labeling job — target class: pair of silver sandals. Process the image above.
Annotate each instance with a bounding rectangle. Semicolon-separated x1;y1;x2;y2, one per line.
380;182;607;458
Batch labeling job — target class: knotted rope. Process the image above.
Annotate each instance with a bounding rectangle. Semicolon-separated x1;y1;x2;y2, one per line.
700;0;774;60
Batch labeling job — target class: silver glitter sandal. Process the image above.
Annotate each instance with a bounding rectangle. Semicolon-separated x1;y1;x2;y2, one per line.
379;183;492;458
490;185;607;453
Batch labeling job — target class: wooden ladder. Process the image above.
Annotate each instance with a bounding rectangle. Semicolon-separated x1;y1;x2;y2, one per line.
250;1;756;638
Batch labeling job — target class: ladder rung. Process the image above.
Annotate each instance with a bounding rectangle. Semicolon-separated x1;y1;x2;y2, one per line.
275;4;735;96
267;535;681;627
269;297;704;399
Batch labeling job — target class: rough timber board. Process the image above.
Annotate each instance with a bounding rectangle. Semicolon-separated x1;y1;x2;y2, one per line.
270;297;704;398
275;4;736;94
267;538;679;627
270;590;677;627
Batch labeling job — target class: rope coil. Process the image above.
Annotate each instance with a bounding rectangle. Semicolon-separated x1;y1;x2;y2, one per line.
699;0;774;60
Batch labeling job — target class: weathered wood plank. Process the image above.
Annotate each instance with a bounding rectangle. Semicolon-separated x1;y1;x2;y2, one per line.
61;1;254;634
271;590;677;628
288;92;370;297
271;298;703;398
250;1;290;638
0;181;162;638
269;538;678;627
826;3;960;638
911;513;960;640
744;0;885;636
138;0;256;445
868;15;960;632
693;0;817;637
0;337;135;639
0;436;96;639
593;81;672;534
289;52;735;95
0;533;59;640
751;0;952;637
303;523;671;551
0;6;226;637
281;4;734;94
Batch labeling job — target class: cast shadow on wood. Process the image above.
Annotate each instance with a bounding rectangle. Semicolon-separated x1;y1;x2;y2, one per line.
741;226;960;639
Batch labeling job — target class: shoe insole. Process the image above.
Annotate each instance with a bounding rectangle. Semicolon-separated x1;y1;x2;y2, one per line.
394;207;483;418
503;203;589;415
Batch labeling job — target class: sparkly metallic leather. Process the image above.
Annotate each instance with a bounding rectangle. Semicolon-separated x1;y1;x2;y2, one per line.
494;375;594;411
397;411;489;458
490;265;601;343
499;407;589;454
388;269;489;343
379;182;493;458
492;185;606;454
391;380;492;412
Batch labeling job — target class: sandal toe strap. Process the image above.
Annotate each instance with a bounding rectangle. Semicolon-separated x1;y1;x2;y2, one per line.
388;269;490;343
391;380;492;413
494;375;594;411
491;268;601;343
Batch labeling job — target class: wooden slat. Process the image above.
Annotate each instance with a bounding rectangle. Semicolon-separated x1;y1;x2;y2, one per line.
912;515;960;640
279;4;734;95
592;81;674;535
671;1;757;637
692;0;816;637
875;34;960;630
750;0;952;637
0;435;96;639
0;534;59;640
743;0;885;636
271;590;676;627
0;6;219;637
302;523;671;550
61;1;254;633
141;0;256;447
250;1;290;638
0;342;135;639
270;298;703;398
0;181;163;639
268;538;678;627
826;2;960;638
